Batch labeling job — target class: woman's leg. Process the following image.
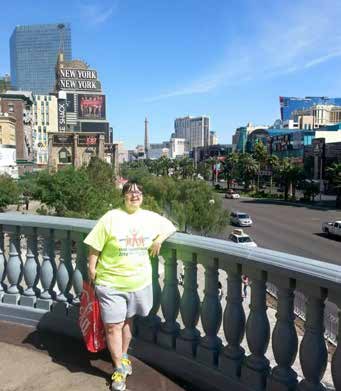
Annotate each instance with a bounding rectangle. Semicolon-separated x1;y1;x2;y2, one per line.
122;318;133;354
105;322;124;368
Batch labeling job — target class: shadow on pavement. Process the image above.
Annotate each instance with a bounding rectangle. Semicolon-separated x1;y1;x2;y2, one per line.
314;232;341;242
0;321;111;381
239;198;339;211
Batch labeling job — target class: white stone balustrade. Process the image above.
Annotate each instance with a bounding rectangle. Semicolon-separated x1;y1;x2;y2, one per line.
0;213;340;391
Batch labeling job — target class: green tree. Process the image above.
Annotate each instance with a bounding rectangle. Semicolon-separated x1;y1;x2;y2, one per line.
267;155;279;195
275;159;303;201
0;175;20;211
326;162;341;208
238;153;259;191
178;157;195;179
223;152;239;189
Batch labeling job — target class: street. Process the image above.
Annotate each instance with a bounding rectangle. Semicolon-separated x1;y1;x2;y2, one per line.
217;196;341;265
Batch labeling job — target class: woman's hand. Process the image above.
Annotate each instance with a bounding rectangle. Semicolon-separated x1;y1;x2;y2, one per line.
149;240;162;257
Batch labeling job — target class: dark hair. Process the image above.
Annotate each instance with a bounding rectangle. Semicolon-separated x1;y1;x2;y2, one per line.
122;182;144;195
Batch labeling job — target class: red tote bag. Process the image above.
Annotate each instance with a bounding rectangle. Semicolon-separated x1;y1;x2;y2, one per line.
78;281;107;353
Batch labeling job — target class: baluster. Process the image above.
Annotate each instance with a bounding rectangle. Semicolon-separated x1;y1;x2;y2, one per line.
0;225;6;300
267;277;298;391
220;264;246;377
135;255;162;342
56;231;73;302
37;229;56;310
72;234;88;305
297;286;327;391
196;257;222;367
176;254;200;357
331;293;341;391
157;248;180;349
21;227;39;307
3;225;22;304
241;269;270;390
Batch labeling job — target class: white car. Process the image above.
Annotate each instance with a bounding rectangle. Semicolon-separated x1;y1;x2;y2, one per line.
230;211;253;227
228;229;257;247
225;190;240;199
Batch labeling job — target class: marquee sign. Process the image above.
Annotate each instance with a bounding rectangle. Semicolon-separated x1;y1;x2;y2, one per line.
58;68;101;91
52;135;73;146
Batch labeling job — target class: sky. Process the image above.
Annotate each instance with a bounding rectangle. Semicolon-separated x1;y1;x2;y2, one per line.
2;0;341;149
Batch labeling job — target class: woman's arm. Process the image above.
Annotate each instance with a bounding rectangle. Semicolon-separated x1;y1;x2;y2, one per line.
88;247;100;282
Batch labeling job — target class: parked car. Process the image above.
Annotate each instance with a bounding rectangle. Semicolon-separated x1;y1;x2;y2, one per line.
322;220;341;237
225;189;240;199
230;211;253;227
228;229;257;247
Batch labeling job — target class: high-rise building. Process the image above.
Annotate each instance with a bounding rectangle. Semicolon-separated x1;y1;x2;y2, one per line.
10;23;72;94
174;116;210;150
279;96;341;121
32;95;58;165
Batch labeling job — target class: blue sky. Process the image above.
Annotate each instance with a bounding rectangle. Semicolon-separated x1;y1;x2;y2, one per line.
1;0;341;149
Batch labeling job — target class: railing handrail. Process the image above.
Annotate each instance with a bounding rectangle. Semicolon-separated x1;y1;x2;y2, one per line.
1;212;341;289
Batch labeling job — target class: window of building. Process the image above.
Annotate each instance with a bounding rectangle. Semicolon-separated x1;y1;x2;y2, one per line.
8;104;14;113
58;148;72;164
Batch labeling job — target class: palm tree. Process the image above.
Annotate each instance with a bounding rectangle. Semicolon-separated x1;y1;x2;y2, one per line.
326;163;341;208
238;153;259;191
253;141;268;191
267;155;279;195
223;152;239;189
275;159;303;201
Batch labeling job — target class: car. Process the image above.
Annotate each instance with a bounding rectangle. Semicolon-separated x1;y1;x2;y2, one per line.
228;229;257;247
225;189;240;199
230;211;253;226
322;220;341;237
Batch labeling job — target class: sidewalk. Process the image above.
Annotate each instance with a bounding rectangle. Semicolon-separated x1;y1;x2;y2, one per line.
0;321;184;391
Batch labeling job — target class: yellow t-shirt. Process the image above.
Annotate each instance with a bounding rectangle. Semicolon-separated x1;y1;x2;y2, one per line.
83;208;176;292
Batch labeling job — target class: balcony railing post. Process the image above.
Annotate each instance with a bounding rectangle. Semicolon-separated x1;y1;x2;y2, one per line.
72;234;88;305
56;231;72;302
21;227;39;307
37;229;56;310
219;263;245;377
297;285;328;391
3;225;22;304
267;277;298;391
330;291;341;390
0;225;6;300
135;255;162;342
196;257;222;367
157;248;180;349
176;253;201;357
241;269;270;390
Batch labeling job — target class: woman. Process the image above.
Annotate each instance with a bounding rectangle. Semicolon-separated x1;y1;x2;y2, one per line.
84;182;176;391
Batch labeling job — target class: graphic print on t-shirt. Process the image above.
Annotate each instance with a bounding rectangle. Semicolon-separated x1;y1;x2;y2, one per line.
118;228;150;257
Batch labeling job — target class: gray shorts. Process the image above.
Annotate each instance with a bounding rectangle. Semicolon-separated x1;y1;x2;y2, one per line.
95;284;153;324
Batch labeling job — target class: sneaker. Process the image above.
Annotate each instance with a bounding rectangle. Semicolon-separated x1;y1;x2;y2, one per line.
111;368;126;391
121;354;132;376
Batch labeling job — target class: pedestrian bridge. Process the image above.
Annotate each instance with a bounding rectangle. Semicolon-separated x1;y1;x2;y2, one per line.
0;213;340;391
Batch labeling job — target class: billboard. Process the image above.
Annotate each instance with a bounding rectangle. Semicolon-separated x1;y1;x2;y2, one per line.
78;95;105;119
57;98;67;132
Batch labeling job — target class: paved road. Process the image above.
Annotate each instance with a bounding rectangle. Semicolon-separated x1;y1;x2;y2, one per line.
217;196;341;265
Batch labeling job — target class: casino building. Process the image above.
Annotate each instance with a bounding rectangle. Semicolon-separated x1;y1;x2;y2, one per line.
48;53;117;171
55;53;110;139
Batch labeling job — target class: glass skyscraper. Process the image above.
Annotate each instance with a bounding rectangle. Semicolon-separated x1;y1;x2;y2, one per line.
10;23;72;95
280;96;341;121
